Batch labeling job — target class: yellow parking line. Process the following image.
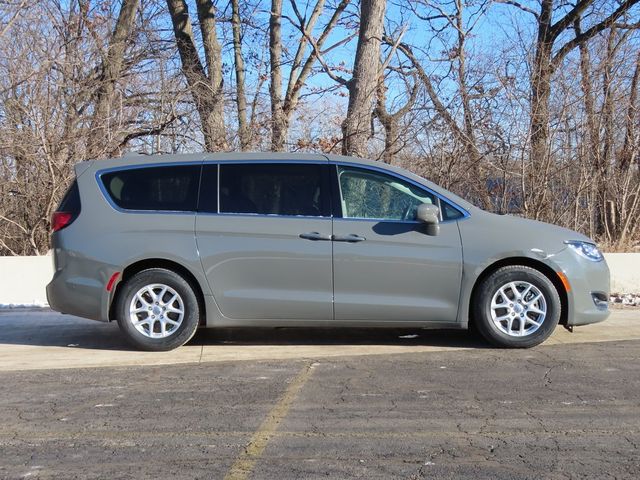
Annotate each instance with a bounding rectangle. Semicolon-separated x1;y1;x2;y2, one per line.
223;361;316;480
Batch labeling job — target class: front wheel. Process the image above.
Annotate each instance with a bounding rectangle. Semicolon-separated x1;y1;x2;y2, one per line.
115;268;200;351
473;266;561;348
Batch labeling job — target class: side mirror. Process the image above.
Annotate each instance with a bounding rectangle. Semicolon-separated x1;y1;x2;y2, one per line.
416;203;440;236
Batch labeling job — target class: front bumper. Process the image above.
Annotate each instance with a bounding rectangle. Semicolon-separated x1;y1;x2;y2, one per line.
552;247;610;326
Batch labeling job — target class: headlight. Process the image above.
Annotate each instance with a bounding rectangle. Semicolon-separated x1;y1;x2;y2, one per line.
564;240;604;262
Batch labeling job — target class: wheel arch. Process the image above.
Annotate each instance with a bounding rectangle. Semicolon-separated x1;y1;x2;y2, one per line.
468;257;569;327
109;258;206;326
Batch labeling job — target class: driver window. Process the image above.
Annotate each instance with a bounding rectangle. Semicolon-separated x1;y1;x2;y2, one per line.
337;166;436;221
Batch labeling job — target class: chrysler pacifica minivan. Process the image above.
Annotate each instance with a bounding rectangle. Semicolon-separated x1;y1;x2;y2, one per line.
47;153;610;351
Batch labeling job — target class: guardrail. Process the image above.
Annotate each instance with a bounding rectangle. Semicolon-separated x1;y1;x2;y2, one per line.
0;254;638;306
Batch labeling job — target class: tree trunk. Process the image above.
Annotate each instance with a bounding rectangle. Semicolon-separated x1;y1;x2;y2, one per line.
342;0;386;157
88;0;138;158
231;0;249;150
374;82;398;164
620;51;640;170
195;0;226;150
576;19;601;238
166;0;227;151
373;60;417;164
269;0;287;151
527;0;555;218
598;28;617;240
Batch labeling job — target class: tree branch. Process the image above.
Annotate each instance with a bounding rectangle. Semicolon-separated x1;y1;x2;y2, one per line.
494;0;539;19
549;0;594;39
553;0;640;64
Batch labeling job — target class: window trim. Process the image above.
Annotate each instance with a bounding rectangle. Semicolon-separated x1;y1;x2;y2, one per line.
331;162;469;224
95;159;469;222
96;161;203;215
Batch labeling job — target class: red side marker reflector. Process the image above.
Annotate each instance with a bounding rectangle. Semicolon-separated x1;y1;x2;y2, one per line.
106;272;120;292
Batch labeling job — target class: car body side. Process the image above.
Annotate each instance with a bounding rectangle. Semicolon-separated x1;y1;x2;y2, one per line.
46;152;610;330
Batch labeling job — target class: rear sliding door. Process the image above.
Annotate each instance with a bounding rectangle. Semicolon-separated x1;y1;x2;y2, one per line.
195;162;334;320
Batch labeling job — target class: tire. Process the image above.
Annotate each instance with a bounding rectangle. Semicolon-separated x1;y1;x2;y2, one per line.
115;268;200;351
472;265;561;348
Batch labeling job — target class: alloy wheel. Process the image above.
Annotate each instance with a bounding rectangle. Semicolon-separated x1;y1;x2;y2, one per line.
128;283;185;338
490;281;547;337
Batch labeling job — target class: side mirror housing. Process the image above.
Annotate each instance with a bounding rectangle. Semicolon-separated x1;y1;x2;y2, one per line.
416;203;440;236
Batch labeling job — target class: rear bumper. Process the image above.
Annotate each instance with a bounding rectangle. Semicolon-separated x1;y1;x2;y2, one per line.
46;246;117;322
46;268;106;322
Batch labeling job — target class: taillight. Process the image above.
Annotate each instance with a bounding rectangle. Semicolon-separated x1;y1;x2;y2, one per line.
51;212;73;232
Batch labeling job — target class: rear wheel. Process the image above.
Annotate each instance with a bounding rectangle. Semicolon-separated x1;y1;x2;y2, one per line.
115;268;200;351
473;265;561;348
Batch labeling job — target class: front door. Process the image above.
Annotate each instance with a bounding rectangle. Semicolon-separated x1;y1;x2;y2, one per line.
332;165;463;323
196;162;333;320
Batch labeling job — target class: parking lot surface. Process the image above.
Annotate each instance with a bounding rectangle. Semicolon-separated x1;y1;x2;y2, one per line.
0;310;639;479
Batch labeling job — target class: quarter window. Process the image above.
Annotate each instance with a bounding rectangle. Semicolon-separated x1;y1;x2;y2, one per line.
57;180;81;215
219;163;330;217
337;166;436;221
101;165;200;211
441;201;464;220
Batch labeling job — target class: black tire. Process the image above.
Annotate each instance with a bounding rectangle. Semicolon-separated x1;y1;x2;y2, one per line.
472;265;561;348
115;268;200;351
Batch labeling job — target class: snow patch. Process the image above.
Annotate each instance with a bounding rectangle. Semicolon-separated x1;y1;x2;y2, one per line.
0;300;49;309
610;294;640;306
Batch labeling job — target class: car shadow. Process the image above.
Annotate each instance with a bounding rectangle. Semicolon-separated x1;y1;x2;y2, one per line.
191;327;487;349
0;309;489;351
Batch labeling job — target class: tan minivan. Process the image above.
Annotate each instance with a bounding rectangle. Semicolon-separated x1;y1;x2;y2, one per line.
47;153;610;351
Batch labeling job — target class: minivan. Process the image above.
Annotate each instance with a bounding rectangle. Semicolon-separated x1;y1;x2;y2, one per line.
47;153;610;351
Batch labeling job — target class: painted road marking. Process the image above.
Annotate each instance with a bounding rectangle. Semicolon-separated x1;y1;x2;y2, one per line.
223;361;316;480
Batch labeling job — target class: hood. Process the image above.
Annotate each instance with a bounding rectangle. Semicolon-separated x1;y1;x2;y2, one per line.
462;209;594;257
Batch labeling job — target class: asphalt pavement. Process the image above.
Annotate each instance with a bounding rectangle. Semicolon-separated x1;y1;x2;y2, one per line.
0;310;638;479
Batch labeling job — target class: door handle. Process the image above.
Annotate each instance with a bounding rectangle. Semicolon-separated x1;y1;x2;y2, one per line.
299;232;332;241
332;234;366;243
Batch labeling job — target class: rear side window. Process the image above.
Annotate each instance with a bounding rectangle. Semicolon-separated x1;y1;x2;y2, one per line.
101;165;200;212
219;163;330;217
57;180;81;214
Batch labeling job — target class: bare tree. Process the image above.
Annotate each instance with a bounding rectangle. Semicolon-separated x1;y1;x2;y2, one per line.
269;0;285;150
397;0;492;206
88;0;139;159
166;0;227;151
342;0;386;157
373;65;417;163
620;50;640;170
0;1;192;255
499;0;640;217
1;0;640;255
231;0;250;149
269;0;351;151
